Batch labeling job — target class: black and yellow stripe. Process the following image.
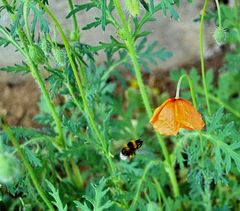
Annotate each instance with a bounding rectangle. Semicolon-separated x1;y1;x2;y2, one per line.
120;139;143;158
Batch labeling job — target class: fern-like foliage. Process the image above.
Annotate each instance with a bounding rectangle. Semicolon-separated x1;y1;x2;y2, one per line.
74;177;113;211
46;180;67;211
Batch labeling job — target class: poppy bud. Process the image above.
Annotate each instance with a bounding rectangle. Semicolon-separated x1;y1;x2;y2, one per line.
213;27;227;45
29;44;47;64
52;47;65;67
125;0;140;17
41;38;51;55
0;153;20;184
70;31;78;41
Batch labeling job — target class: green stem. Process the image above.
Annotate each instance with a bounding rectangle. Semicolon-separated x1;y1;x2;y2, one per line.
130;161;159;209
17;29;75;182
1;119;54;211
102;57;129;81
2;0;75;187
234;0;240;45
153;177;167;208
175;75;205;166
65;82;83;110
196;89;240;119
113;0;179;198
67;0;80;41
75;56;87;85
214;0;222;28
37;1;115;174
23;0;33;45
175;74;197;109
17;29;64;147
0;27;25;56
200;0;211;116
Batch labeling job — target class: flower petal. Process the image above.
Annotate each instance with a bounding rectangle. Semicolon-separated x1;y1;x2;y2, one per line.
150;98;175;124
150;99;180;136
175;98;205;130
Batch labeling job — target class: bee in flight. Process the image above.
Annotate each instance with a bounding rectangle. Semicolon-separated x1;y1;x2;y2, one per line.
120;139;143;160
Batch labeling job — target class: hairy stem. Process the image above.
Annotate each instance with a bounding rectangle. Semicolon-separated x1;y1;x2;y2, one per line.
17;29;75;183
37;0;115;174
1;119;54;211
67;0;80;41
153;177;167;208
23;0;33;45
234;0;240;45
131;161;159;209
17;29;64;147
113;0;179;197
200;0;211;115
214;0;222;28
196;89;240;119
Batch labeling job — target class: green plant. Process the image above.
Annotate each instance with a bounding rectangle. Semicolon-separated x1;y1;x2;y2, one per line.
0;0;240;210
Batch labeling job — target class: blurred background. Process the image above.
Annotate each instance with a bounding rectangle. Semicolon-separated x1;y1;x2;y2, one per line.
0;0;226;127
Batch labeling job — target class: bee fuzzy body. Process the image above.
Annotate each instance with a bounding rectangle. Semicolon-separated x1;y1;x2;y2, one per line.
120;139;143;160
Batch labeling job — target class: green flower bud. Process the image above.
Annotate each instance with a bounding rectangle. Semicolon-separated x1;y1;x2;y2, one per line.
0;153;19;184
52;47;65;67
213;27;227;45
29;44;47;64
41;38;51;55
125;0;140;17
70;31;78;41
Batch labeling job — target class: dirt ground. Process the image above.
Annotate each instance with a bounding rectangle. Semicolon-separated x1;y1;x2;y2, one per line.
0;77;40;127
0;51;225;128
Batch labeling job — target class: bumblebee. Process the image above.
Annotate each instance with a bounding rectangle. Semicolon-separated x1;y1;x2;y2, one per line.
120;139;143;160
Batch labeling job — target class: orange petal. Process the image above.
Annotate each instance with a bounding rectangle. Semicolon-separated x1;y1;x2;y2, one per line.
150;99;180;136
175;98;205;130
150;98;175;124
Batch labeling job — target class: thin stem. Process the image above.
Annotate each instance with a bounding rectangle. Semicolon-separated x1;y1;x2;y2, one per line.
17;29;64;147
175;75;205;166
102;57;129;81
0;27;25;56
17;29;76;182
23;0;33;45
234;0;240;45
153;177;167;208
214;0;222;28
113;0;179;197
130;161;159;209
175;74;197;109
67;0;80;41
1;119;54;211
65;82;83;110
200;0;211;116
37;0;115;174
75;56;87;85
196;89;240;119
1;1;77;185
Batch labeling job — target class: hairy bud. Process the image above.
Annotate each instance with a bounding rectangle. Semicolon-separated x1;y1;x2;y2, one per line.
213;27;227;45
41;38;51;55
29;44;47;64
52;47;65;67
0;153;19;184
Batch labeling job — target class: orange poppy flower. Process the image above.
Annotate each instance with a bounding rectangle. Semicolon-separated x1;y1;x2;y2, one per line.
150;98;205;136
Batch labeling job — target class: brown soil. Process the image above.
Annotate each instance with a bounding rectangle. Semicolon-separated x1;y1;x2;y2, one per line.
0;78;40;127
0;51;225;128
